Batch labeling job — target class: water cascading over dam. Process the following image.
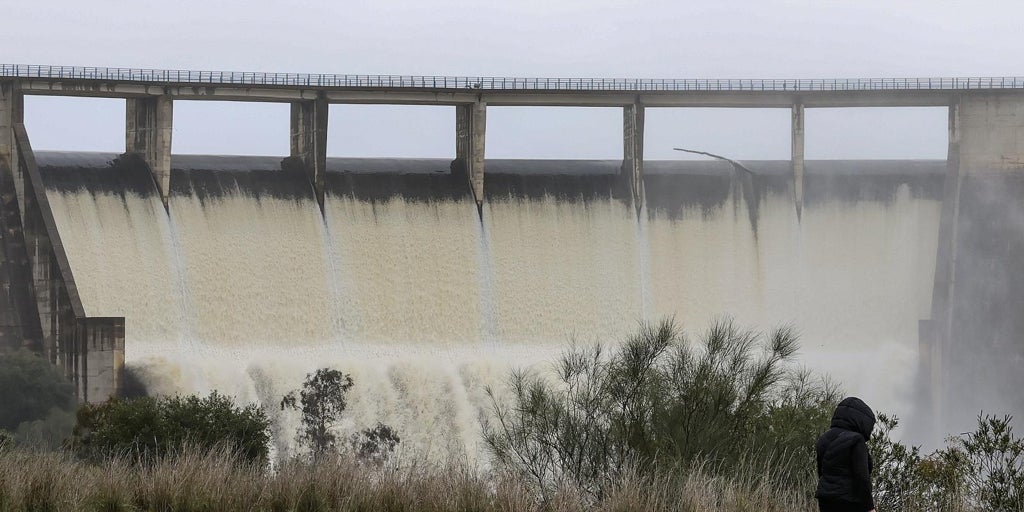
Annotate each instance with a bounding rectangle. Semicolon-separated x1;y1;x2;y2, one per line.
36;152;946;454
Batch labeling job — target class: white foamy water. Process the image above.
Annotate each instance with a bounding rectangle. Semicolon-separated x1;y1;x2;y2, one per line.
45;179;941;457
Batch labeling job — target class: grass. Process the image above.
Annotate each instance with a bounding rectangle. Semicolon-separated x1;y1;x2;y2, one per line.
0;446;818;512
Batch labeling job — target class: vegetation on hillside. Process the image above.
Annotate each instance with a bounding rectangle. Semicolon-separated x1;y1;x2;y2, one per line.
0;318;1021;511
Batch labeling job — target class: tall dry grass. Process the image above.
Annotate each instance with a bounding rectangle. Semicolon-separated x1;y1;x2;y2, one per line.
0;446;817;512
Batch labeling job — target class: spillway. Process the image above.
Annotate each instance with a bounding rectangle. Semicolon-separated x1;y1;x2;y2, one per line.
39;153;945;456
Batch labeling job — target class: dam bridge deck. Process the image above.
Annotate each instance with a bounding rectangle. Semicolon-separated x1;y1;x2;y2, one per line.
3;64;1024;107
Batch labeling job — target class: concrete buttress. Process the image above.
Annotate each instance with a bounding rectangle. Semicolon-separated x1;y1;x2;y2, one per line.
1;82;24;213
922;98;962;427
12;123;124;402
791;102;805;216
125;96;173;208
622;102;645;215
958;92;1024;171
290;96;329;213
454;101;486;207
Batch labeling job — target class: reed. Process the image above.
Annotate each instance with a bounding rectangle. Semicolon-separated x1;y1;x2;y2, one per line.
0;447;816;512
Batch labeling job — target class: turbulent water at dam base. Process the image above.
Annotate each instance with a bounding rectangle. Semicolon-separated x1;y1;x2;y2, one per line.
35;152;1024;456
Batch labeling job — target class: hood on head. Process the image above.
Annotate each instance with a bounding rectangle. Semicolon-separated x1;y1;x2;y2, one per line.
830;396;876;440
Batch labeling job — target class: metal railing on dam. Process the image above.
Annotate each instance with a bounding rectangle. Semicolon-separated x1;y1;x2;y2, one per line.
3;64;1024;92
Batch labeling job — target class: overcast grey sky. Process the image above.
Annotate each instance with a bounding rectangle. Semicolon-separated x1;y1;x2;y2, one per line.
4;0;1022;160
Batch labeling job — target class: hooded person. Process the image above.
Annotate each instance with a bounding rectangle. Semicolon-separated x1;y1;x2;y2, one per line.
815;397;877;512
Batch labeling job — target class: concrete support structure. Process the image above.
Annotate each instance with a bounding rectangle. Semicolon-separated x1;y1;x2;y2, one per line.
125;97;173;207
455;101;486;206
922;93;1024;430
11;123;123;402
791;102;805;215
922;98;963;426
290;96;329;212
1;82;24;213
622;102;645;214
958;93;1024;172
0;138;41;353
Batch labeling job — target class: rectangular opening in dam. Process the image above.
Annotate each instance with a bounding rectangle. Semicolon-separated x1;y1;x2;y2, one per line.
486;107;622;159
23;96;124;152
326;105;454;158
173;101;290;156
805;107;947;159
644;108;790;161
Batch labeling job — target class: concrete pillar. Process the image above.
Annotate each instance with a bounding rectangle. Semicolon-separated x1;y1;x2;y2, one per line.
622;102;645;215
79;318;125;403
290;96;329;213
1;82;24;213
923;97;963;430
455;101;486;206
125;96;173;208
958;92;1024;172
791;102;805;215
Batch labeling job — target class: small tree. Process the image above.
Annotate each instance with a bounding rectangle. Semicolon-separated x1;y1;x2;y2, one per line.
281;369;401;462
281;369;354;458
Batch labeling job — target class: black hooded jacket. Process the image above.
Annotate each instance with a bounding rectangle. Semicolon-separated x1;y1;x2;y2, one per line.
815;397;876;511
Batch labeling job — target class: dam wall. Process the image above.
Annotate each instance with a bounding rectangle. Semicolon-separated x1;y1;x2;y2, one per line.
5;69;1024;446
0;130;124;402
38;153;955;454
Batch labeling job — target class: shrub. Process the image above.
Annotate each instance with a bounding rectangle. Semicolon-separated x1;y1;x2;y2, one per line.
870;412;1023;511
350;423;401;464
13;408;77;451
869;414;933;510
484;317;838;502
69;391;271;465
957;414;1024;511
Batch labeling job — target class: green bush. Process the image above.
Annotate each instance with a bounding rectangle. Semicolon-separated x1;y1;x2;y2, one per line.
0;349;77;447
70;391;271;465
484;317;838;502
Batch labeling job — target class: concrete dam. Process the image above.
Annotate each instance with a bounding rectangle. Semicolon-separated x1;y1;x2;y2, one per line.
3;67;1024;452
38;154;945;453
